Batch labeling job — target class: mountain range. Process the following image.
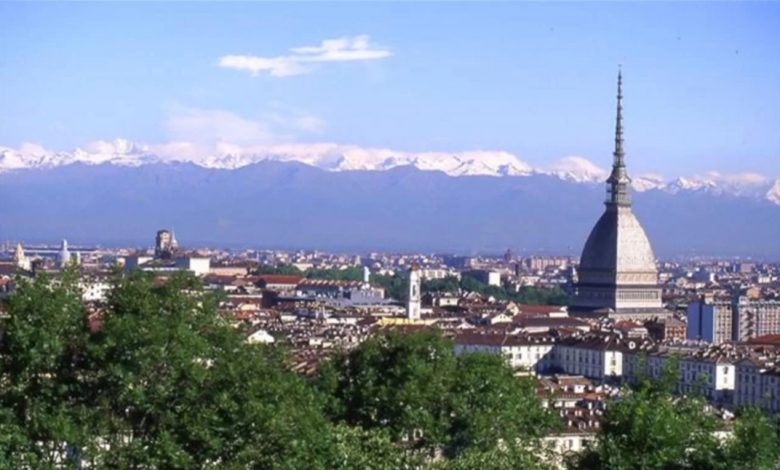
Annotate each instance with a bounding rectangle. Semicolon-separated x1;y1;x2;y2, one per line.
3;139;779;205
1;140;778;257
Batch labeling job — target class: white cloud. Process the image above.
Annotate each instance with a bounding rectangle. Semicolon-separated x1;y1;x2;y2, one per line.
83;139;147;155
160;106;326;151
697;170;767;187
18;142;51;157
165;107;276;145
218;35;391;77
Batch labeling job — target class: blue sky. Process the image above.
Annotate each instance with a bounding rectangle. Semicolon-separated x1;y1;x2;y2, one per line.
1;2;778;177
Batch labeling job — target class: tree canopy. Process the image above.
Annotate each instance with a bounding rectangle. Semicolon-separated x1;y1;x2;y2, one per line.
372;273;570;305
317;330;558;467
0;271;335;468
570;362;780;470
1;270;777;469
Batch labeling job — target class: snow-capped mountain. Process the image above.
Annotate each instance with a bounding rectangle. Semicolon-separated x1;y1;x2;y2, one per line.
0;140;157;171
0;140;536;177
2;159;779;256
1;139;778;205
765;180;780;205
539;156;608;183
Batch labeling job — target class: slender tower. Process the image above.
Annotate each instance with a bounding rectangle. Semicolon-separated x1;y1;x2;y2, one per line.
606;68;631;207
572;70;666;320
406;262;421;320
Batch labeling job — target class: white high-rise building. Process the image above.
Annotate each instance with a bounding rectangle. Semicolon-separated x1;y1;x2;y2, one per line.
406;263;421;320
13;243;31;271
58;239;71;268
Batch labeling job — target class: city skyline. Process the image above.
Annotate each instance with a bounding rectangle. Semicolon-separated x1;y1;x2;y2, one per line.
1;2;779;179
3;4;780;468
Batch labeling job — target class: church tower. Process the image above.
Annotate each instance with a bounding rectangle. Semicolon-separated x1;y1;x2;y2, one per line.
13;243;30;271
571;70;668;320
406;262;422;320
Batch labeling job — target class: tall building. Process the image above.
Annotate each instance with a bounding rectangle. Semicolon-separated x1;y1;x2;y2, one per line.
13;243;30;271
58;239;71;268
687;298;734;345
155;229;176;259
126;229;210;276
688;295;780;344
406;262;422;320
571;71;667;320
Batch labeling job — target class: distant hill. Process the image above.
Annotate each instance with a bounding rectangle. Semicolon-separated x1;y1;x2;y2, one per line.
0;161;778;257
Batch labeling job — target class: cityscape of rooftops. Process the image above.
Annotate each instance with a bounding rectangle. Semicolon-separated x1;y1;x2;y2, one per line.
1;3;779;469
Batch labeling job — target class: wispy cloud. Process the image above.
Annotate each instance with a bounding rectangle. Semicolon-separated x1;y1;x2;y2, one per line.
163;106;324;143
165;107;276;145
218;35;391;77
695;170;767;186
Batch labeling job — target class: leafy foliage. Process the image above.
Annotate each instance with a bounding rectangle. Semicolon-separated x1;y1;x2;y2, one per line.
371;273;570;306
0;271;335;468
331;424;424;469
370;273;409;302
256;264;363;281
722;407;780;470
0;269;95;468
254;264;304;275
306;266;364;282
1;271;777;469
570;364;780;470
318;330;557;465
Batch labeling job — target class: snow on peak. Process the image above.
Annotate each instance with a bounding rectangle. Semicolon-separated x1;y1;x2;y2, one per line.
1;140;779;205
82;138;148;156
766;180;780;205
632;174;666;192
541;156;608;183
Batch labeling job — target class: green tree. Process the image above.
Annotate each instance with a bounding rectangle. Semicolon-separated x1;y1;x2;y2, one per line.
320;330;556;465
724;407;780;470
434;446;556;470
323;330;456;447
306;266;364;282
330;424;424;469
422;276;460;294
457;275;570;306
571;362;725;470
449;353;557;456
255;264;303;275
87;271;335;469
0;270;339;469
0;269;96;468
370;273;408;301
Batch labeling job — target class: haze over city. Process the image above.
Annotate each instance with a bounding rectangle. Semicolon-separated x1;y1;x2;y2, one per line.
4;3;780;469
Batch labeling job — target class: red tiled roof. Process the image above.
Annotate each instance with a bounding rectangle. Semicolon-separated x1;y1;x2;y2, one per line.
256;275;303;285
747;335;780;347
513;316;588;328
517;304;567;314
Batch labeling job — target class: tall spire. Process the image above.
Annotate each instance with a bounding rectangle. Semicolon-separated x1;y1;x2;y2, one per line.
614;67;624;165
606;67;631;207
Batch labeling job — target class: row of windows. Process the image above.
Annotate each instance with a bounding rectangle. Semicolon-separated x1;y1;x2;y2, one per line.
616;290;659;300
